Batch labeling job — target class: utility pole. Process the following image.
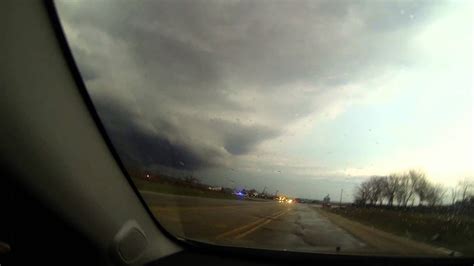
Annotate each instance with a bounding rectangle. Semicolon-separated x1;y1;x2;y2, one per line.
339;189;343;207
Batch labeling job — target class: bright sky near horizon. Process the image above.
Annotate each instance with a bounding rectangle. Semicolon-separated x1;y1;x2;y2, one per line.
57;0;473;200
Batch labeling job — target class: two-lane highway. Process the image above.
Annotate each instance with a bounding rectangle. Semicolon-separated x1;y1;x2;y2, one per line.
141;191;365;253
141;191;451;256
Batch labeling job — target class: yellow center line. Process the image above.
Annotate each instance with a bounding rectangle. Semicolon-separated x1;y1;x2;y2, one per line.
215;208;291;240
234;210;289;239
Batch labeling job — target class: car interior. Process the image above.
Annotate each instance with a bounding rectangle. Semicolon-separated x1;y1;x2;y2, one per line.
1;1;472;265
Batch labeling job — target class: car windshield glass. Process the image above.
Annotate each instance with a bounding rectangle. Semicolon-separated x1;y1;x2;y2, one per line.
55;0;473;257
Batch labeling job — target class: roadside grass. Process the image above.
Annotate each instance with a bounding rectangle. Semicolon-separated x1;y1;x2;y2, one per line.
328;207;474;255
132;178;239;200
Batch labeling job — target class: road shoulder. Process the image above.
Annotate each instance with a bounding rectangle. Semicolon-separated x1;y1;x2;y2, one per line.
315;207;457;257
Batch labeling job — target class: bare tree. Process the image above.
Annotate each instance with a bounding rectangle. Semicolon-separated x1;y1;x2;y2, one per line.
354;181;371;205
409;170;430;206
366;176;385;205
354;169;449;208
450;187;459;205
426;184;446;206
375;177;387;206
355;176;385;206
395;173;413;207
457;178;474;203
384;174;400;206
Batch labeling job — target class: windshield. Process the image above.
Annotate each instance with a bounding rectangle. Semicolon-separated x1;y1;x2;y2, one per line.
55;0;473;257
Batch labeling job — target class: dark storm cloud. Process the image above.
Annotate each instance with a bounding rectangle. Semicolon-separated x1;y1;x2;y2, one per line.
93;98;216;170
57;0;442;171
60;0;440;89
92;95;280;170
207;118;280;155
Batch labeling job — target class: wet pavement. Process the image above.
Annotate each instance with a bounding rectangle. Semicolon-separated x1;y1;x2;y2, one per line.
141;191;366;253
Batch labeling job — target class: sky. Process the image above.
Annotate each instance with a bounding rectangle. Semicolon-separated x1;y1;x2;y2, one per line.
56;0;473;201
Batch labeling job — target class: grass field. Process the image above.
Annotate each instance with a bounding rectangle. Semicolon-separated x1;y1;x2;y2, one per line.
328;207;474;255
132;178;239;200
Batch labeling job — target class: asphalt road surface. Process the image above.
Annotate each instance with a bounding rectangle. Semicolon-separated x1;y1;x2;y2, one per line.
141;191;366;253
141;191;450;256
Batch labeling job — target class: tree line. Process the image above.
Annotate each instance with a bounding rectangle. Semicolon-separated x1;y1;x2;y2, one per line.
354;170;473;207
